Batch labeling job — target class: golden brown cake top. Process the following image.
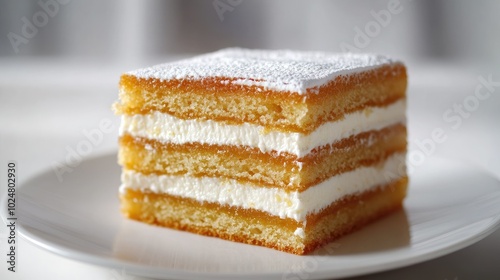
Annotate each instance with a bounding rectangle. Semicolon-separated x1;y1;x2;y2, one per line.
126;48;402;94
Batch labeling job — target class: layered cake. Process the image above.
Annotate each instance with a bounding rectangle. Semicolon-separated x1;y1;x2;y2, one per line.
114;48;408;255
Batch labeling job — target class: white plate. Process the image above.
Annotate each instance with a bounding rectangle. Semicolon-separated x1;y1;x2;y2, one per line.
2;153;500;279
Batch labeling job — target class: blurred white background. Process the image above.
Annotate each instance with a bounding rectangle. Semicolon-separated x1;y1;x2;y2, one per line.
1;1;500;280
0;0;499;64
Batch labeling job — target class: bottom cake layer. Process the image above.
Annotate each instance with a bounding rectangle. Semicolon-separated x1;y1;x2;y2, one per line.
120;177;408;255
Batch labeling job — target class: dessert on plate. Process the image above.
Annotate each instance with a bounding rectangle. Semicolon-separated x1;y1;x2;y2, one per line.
114;48;408;255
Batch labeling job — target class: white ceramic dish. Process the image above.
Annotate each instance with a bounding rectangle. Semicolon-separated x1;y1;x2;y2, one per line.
2;153;500;279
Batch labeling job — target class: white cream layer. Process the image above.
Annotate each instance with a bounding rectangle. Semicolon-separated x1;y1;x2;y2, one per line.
120;153;405;222
120;99;406;157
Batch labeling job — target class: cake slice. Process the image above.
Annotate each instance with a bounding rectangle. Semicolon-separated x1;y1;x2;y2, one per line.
114;48;408;255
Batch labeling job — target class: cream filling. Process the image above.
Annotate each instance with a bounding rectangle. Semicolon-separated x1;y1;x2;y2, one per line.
119;99;406;157
120;153;406;222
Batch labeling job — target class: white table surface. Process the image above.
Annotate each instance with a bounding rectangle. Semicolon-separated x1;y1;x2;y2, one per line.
1;58;499;280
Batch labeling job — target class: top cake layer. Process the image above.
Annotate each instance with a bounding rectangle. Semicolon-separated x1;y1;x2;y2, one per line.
117;48;407;133
127;48;400;94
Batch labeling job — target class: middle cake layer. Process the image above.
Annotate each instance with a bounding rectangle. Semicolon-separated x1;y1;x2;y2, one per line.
119;123;406;190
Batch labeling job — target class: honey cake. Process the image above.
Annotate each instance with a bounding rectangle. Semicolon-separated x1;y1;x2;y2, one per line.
114;48;408;255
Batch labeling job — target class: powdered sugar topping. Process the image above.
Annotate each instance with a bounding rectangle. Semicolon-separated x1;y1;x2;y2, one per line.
127;48;400;94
